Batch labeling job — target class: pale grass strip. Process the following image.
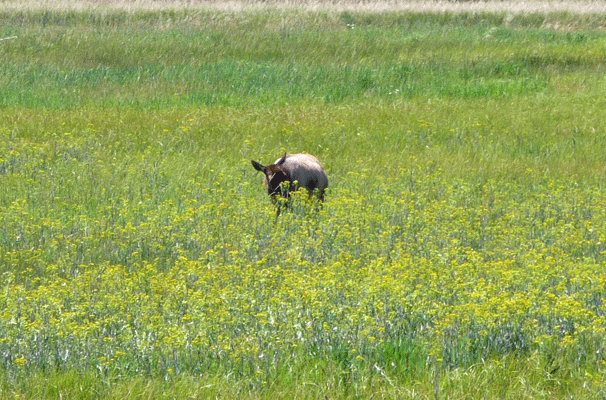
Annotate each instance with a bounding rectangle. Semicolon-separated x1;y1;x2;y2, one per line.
1;0;606;14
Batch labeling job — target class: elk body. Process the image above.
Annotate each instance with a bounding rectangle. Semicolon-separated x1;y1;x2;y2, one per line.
251;153;328;201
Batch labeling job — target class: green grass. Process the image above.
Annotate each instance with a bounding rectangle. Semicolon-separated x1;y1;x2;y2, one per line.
2;9;605;108
2;4;606;399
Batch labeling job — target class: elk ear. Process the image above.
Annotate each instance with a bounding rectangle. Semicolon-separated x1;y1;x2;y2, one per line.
276;153;288;165
251;160;265;172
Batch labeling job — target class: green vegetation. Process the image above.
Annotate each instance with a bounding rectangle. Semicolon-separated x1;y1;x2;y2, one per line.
1;4;606;399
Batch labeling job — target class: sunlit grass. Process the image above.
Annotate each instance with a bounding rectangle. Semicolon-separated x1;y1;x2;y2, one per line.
2;0;606;15
1;4;606;399
2;106;606;398
2;7;606;109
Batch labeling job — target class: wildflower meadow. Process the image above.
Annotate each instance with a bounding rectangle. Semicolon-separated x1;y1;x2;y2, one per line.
1;1;606;398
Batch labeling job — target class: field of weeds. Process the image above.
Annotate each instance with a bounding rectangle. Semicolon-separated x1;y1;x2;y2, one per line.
1;2;606;399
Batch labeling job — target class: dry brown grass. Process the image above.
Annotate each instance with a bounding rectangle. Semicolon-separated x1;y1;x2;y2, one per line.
1;0;605;14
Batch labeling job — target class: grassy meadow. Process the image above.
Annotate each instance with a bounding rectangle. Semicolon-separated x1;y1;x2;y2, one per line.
2;2;606;398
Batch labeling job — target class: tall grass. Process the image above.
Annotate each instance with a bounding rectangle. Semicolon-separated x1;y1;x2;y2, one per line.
1;5;606;399
1;9;605;108
2;0;606;14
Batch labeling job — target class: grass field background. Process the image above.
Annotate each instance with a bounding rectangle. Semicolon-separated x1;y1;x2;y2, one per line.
1;2;606;398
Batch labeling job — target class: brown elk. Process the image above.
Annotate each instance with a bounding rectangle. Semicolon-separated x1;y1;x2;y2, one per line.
251;153;328;201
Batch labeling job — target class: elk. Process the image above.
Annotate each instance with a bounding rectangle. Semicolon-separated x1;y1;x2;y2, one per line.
251;153;328;202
